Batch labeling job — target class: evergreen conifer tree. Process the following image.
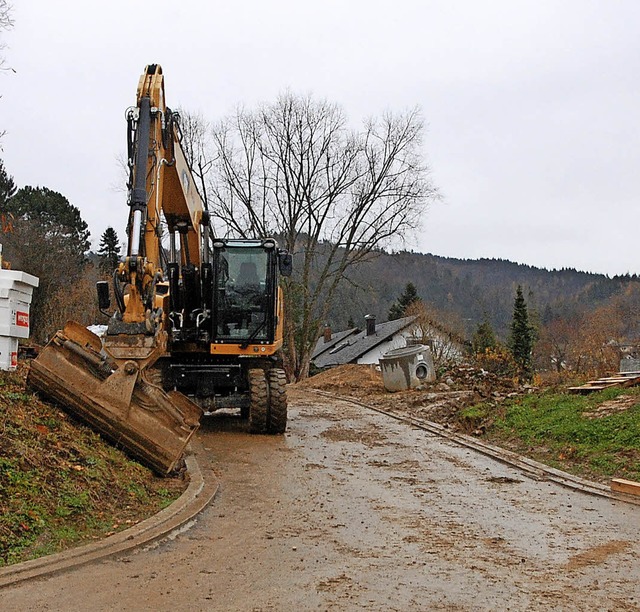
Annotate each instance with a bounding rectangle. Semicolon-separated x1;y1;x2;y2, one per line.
0;159;16;235
472;319;497;355
98;226;121;274
0;159;16;205
508;285;535;381
388;282;420;320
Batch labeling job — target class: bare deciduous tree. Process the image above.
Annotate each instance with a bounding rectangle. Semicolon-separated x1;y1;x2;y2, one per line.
0;0;14;146
0;1;12;70
535;317;577;374
176;108;214;209
184;93;438;380
405;301;466;369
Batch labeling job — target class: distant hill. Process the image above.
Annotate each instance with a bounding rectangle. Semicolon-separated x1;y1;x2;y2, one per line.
325;250;640;340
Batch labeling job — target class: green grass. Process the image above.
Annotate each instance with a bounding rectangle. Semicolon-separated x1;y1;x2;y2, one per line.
483;386;640;482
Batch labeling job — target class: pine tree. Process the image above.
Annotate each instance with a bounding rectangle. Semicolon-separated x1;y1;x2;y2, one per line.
472;319;496;355
98;226;121;274
2;185;91;342
508;285;535;381
0;159;16;205
0;159;16;234
388;282;420;320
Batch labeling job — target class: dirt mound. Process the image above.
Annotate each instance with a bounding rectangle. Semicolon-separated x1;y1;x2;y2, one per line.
298;364;386;397
297;363;524;432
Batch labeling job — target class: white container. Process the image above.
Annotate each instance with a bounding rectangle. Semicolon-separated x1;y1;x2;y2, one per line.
379;344;436;392
0;296;33;338
0;269;39;299
0;270;39;339
0;335;19;370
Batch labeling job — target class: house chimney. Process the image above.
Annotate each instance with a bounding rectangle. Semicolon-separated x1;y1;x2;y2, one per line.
323;325;332;343
365;314;376;336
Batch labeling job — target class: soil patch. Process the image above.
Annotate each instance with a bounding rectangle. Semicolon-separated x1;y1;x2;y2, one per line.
583;394;637;419
298;363;522;431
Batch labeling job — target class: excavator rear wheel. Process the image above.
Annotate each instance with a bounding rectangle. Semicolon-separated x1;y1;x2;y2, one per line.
267;368;287;434
248;368;268;434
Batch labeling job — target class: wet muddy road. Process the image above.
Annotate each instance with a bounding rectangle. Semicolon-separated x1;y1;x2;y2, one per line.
4;389;640;611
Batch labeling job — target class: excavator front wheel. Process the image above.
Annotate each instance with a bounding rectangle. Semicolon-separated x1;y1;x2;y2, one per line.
267;368;287;434
248;368;268;433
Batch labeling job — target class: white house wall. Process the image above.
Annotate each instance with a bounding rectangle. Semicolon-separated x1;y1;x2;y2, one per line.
355;328;415;365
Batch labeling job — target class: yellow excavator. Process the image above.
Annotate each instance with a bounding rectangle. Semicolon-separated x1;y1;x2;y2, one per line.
28;65;292;475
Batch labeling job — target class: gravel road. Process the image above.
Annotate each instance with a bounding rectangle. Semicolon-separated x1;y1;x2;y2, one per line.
3;388;640;611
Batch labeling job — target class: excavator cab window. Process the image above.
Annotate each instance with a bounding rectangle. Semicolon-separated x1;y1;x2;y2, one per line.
212;244;274;343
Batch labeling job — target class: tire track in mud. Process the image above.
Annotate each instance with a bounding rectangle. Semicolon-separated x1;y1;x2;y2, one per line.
290;391;640;610
308;388;640;507
2;390;640;611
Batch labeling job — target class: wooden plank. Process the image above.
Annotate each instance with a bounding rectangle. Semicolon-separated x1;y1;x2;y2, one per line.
611;478;640;497
580;384;614;389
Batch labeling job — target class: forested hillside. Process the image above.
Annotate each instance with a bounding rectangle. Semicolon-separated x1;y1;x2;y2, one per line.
324;249;640;341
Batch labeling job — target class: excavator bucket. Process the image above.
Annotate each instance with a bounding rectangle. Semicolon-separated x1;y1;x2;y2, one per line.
27;322;202;476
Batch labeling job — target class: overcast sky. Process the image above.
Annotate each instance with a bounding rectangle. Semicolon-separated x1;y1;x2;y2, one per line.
1;1;639;276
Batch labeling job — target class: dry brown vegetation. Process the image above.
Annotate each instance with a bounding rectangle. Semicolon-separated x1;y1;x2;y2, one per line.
296;362;521;430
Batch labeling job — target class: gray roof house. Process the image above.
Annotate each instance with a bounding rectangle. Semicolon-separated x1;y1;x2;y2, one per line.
312;315;419;369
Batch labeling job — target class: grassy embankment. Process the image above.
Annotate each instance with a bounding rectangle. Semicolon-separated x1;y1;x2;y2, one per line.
0;367;186;567
463;384;640;484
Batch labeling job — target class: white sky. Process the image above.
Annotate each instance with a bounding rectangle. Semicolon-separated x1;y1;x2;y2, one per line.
1;0;639;276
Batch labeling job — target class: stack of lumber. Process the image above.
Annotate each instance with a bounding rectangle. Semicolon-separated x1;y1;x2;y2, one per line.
568;371;640;394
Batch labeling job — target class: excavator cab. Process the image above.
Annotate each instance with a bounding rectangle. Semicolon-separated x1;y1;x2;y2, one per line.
158;237;291;433
211;239;289;346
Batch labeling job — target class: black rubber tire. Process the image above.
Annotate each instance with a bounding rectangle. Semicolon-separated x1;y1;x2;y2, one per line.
248;368;268;434
267;368;288;434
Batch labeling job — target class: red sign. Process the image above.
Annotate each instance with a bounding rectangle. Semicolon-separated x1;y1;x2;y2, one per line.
16;311;29;327
10;352;17;368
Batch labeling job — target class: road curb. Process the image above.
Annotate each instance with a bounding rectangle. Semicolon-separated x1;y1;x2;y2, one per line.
310;389;640;507
0;439;219;589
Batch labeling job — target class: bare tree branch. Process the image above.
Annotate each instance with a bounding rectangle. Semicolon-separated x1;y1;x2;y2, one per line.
181;94;439;380
0;1;14;72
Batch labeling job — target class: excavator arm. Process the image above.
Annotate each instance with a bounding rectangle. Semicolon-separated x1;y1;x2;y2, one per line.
119;64;205;326
28;64;292;474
